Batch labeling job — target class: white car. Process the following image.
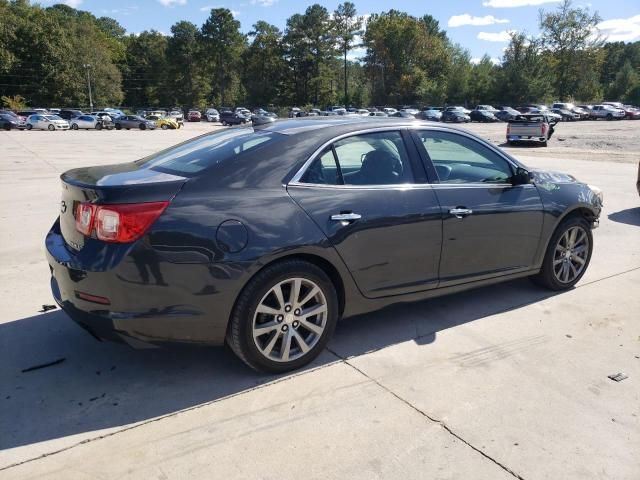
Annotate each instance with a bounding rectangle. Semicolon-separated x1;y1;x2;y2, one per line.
383;107;398;115
205;108;220;122
26;114;69;130
70;115;105;130
591;105;625;120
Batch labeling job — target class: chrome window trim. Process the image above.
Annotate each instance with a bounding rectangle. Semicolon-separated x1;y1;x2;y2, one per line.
288;124;525;189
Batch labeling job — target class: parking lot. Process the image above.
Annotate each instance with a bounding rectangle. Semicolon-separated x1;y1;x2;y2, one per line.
1;120;639;479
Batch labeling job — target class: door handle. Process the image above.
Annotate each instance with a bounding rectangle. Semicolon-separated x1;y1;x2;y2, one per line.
449;208;473;218
331;213;362;222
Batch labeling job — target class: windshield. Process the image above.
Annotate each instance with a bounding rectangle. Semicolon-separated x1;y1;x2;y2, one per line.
44;115;62;120
137;128;283;175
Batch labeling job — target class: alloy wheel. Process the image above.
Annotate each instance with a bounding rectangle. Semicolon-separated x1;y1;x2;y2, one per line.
553;226;589;283
252;277;328;363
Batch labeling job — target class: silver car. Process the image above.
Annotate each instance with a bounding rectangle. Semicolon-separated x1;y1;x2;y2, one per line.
26;114;69;130
70;115;106;130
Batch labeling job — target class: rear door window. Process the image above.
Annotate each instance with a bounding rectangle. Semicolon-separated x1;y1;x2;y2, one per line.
139;129;283;175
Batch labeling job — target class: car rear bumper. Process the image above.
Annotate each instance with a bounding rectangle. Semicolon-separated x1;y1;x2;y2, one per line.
507;135;547;143
45;220;229;347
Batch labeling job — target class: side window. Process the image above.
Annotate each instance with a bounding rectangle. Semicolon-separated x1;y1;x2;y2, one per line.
335;131;413;185
415;131;513;184
299;149;340;185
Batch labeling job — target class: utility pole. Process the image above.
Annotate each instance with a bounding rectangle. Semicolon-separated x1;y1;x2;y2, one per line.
83;64;93;111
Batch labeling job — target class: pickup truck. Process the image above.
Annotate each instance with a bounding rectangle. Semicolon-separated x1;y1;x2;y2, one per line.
506;113;557;147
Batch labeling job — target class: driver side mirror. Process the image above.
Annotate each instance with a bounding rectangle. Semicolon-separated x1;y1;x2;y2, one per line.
512;167;532;185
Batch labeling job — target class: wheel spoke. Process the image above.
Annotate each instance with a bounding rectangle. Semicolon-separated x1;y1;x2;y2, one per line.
256;304;281;316
273;283;286;310
292;329;310;354
568;228;577;248
253;321;280;338
573;245;587;255
299;318;324;336
553;258;564;266
298;285;319;307
280;330;292;361
301;304;327;319
290;278;302;306
262;331;280;357
572;255;585;266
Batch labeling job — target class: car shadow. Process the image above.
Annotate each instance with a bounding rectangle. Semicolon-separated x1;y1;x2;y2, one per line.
608;207;640;226
0;278;558;457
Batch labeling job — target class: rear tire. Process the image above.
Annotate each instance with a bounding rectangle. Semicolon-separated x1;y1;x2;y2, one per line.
227;259;338;373
531;215;593;290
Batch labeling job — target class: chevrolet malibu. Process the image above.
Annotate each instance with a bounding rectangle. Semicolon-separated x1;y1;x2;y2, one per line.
46;119;603;372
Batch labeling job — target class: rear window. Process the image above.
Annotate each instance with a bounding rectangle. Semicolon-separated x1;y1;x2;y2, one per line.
137;128;282;175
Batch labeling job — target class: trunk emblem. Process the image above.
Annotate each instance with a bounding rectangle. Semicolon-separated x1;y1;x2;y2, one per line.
60;200;67;213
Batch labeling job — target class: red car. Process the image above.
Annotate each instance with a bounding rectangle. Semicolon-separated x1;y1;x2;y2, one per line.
623;106;640;120
187;110;201;122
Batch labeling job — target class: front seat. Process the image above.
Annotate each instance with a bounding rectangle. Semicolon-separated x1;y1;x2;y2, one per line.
346;150;400;185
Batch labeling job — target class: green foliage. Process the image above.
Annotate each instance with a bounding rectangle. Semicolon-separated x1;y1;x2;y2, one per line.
1;94;26;110
0;0;638;110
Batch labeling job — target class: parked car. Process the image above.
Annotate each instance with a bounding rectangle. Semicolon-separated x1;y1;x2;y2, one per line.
70;115;110;130
220;110;250;126
507;113;558;147
0;113;26;130
550;108;579;121
58;109;84;121
415;109;442;121
602;101;624;110
204;108;219;122
45;118;603;372
168;110;184;125
590;105;625;120
113;115;156;130
390;111;416;118
400;108;419;115
442;110;471;123
383;107;398;115
469;109;499;122
187;110;202;122
495;107;521;122
622;106;640;120
369;111;388;117
17;110;38;118
26;114;69;130
474;105;499;113
571;106;591;120
445;106;472;115
147;115;181;130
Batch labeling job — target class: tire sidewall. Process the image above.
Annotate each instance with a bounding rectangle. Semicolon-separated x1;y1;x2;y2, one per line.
230;261;338;373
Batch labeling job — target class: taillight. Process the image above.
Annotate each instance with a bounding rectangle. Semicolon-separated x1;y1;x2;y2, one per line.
75;203;96;236
75;201;169;243
507;123;511;134
541;123;548;135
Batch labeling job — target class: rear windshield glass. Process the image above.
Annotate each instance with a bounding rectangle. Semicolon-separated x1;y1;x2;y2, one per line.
137;128;282;175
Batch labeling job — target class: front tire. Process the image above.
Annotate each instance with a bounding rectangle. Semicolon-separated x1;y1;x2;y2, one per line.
47;124;55;131
531;215;593;290
95;123;102;130
227;260;339;373
71;123;79;130
26;124;32;130
115;123;122;130
139;123;146;130
161;124;168;130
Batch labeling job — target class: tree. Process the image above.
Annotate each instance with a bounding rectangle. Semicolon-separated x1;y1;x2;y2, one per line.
363;10;450;105
201;8;245;106
498;32;551;105
469;55;498;106
333;2;363;104
122;31;168;107
243;21;286;106
539;0;602;100
166;21;206;108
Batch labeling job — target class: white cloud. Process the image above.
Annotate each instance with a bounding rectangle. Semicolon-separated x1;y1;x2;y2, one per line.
251;0;277;6
597;15;640;42
448;14;510;27
200;4;221;11
482;0;559;7
478;30;514;42
158;0;186;6
42;0;83;7
230;9;240;17
471;57;501;65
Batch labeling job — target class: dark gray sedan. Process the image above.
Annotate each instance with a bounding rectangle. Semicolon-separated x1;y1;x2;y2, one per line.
113;115;156;130
46;118;602;372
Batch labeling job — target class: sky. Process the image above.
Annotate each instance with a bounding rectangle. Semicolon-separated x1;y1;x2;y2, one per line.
39;0;640;62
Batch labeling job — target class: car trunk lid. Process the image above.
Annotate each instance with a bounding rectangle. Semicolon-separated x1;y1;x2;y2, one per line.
59;163;186;250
